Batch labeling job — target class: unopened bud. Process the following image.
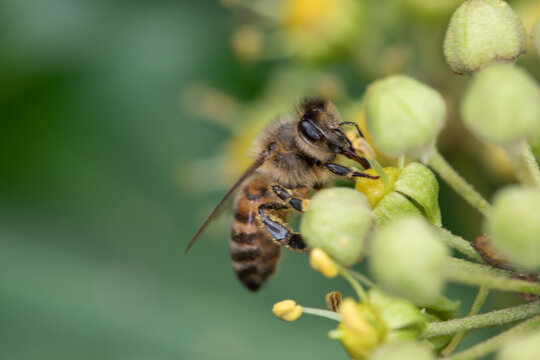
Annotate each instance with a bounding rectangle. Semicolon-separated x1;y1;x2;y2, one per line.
301;188;373;266
364;75;446;159
461;64;540;146
444;0;526;75
486;186;540;271
497;330;540;360
369;216;449;303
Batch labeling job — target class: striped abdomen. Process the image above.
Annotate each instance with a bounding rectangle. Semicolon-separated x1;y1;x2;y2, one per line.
230;176;286;291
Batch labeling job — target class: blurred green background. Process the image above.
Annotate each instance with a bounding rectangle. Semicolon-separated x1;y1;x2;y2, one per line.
1;0;538;359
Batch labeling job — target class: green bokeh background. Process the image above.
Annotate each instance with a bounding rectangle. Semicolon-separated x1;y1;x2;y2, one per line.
0;0;537;359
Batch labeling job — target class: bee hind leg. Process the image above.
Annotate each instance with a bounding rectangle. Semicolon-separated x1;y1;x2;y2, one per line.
257;203;308;252
270;184;308;213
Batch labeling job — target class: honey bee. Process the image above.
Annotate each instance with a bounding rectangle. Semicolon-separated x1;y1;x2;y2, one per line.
186;98;376;291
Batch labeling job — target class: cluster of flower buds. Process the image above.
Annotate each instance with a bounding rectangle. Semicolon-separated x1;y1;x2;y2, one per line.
268;1;540;358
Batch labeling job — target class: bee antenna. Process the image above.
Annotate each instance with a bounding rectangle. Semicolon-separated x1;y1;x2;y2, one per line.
334;128;353;148
339;121;365;139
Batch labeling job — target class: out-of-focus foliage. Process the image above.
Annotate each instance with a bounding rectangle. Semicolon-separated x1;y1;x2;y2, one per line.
1;0;539;359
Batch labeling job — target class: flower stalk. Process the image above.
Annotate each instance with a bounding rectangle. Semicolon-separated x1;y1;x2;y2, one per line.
335;262;368;303
443;258;540;295
301;306;343;321
427;149;493;217
446;315;540;360
349;268;375;288
505;141;540;188
421;300;540;338
440;287;490;356
437;228;484;263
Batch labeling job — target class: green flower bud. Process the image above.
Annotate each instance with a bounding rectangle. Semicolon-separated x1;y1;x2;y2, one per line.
356;163;441;227
370;342;435;360
369;216;449;303
486;186;540;270
301;188;373;266
497;330;540;360
461;64;540;146
365;75;446;159
444;0;527;75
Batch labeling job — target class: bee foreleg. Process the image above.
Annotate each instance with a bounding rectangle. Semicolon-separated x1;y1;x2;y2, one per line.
270;184;307;213
325;163;379;179
257;203;308;252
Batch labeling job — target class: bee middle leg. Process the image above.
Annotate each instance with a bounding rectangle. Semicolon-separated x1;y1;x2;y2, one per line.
270;184;307;213
324;163;379;179
257;203;307;251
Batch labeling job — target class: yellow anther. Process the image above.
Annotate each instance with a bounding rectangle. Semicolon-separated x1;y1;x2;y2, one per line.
334;298;384;360
340;298;373;334
310;248;339;278
272;300;303;322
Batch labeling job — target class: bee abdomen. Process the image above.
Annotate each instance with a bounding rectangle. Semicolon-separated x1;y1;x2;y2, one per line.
230;226;281;292
229;178;282;292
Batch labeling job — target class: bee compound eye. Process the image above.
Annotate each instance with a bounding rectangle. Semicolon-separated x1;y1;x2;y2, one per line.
299;119;323;141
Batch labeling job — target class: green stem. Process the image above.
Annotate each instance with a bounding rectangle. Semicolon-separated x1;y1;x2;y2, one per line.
445;315;540;360
398;155;405;170
336;263;368;303
505;141;540;188
440;287;490;356
301;306;342;321
422;300;540;338
427;149;493;217
370;158;390;190
438;228;484;263
443;258;540;295
348;268;375;288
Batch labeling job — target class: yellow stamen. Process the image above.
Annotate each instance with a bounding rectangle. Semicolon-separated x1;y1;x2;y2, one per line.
272;300;303;322
310;248;339;278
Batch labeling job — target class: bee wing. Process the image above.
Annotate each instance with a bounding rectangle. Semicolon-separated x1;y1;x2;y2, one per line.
185;150;271;254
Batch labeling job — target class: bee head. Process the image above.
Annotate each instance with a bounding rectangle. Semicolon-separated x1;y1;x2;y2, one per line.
296;98;370;168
